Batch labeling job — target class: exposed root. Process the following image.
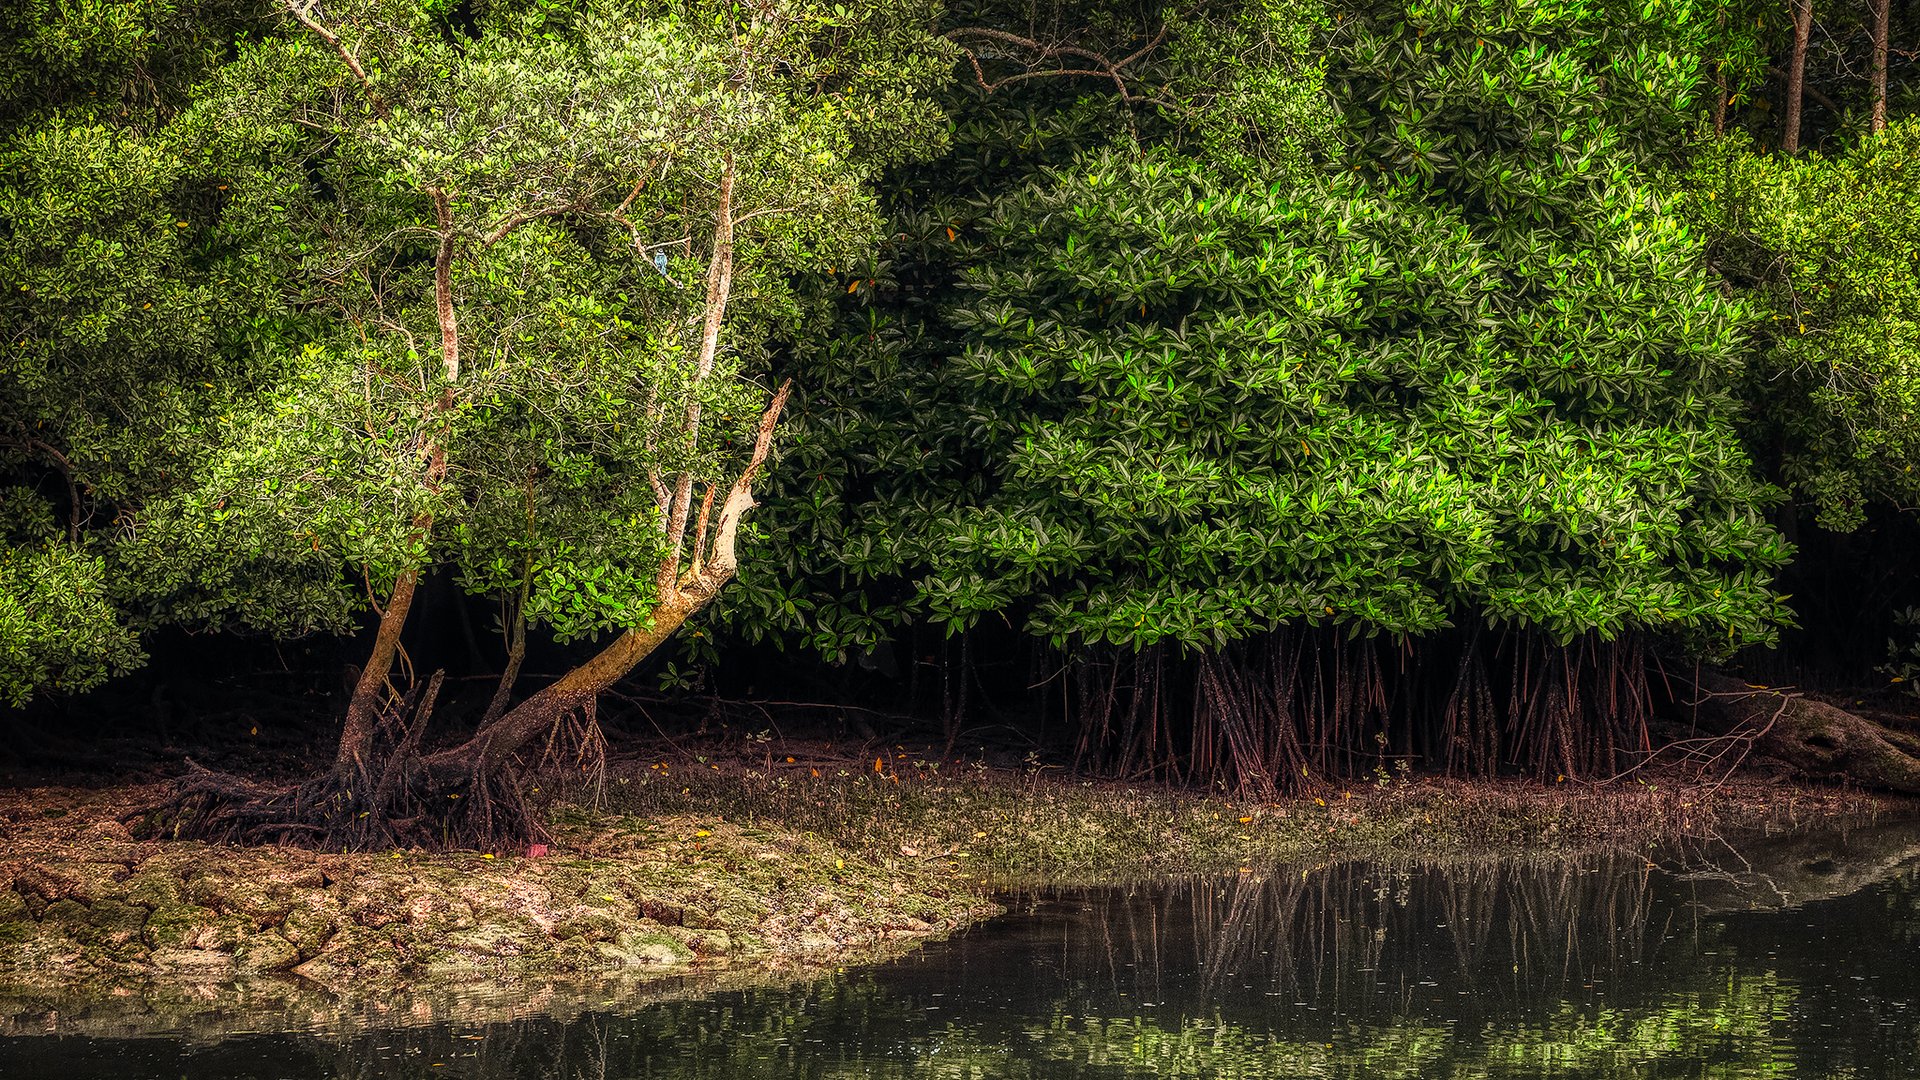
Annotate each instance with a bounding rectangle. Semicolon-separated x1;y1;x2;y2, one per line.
131;669;546;852
1068;628;1654;792
129;755;545;852
1679;673;1920;795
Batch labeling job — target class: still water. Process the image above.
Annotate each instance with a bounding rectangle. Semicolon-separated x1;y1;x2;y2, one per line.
8;821;1920;1079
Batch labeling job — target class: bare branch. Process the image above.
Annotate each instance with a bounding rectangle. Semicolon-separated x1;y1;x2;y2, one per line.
659;153;736;592
14;433;82;542
481;203;578;248
687;484;716;577
429;188;460;387
692;155;736;386
1767;65;1840;117
730;206;795;228
946;23;1169;103
695;379;793;594
284;0;390;118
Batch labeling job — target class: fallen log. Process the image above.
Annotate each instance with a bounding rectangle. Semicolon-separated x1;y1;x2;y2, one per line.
1684;673;1920;795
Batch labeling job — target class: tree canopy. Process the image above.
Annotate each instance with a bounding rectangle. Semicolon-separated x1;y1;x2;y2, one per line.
10;0;1920;813
735;0;1788;667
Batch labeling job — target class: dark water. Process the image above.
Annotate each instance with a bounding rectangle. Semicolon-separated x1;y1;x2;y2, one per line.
9;822;1920;1079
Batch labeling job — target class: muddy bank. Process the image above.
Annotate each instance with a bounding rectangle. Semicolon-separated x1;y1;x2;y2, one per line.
0;742;1907;996
0;963;829;1043
589;740;1907;884
0;784;992;988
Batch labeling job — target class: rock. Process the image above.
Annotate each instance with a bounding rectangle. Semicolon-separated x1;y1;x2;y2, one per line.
147;947;235;974
233;934;300;973
81;900;151;953
667;927;734;955
280;905;338;958
598;930;693;969
794;930;839;952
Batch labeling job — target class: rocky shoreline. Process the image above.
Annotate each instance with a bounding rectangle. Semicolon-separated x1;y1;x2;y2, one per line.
0;784;993;987
0;748;1905;995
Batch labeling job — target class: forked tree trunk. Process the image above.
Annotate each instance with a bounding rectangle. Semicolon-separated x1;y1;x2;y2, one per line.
140;144;793;850
421;371;792;794
149;7;787;849
435;596;702;776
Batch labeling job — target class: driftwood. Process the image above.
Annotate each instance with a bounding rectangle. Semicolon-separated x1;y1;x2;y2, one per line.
1684;672;1920;795
1668;816;1920;913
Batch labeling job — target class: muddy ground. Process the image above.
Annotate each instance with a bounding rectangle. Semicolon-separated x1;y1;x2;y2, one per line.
1;723;1905;1002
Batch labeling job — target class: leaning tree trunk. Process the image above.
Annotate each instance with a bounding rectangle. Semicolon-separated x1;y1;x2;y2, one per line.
1684;672;1920;794
336;570;419;777
138;134;793;850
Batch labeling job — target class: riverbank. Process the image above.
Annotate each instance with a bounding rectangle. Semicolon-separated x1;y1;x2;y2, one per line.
0;781;990;987
591;741;1898;884
0;737;1904;991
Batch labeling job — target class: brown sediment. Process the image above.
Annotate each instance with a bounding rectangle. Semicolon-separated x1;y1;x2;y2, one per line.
0;783;993;988
588;735;1907;885
0;743;1906;992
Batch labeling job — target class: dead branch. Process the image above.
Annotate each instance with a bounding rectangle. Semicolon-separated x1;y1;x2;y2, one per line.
945;23;1170;104
284;1;390;118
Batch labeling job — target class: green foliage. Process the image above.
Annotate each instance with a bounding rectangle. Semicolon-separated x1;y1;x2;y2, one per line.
2;0;953;704
1689;122;1920;530
0;0;1815;708
1156;0;1334;172
122;0;949;644
737;0;1787;662
1332;0;1723;198
1885;606;1920;696
0;0;287;704
0;544;142;706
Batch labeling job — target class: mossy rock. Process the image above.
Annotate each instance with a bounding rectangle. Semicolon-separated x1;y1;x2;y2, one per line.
80;900;152;956
280;904;340;958
233;934;301;973
597;929;693;969
126;876;206;952
552;912;623;943
299;926;409;978
142;902;207;951
668;927;734;956
185;873;296;927
38;863;126;906
147;947;236;974
439;922;540;965
120;871;187;916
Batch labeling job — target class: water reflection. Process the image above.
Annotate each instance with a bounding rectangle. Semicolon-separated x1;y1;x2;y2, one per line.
7;821;1920;1078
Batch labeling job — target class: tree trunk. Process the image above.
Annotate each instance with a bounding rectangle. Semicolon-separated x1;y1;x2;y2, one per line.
1686;673;1920;794
1713;66;1729;136
1872;0;1891;134
141;144;789;852
1782;0;1813;153
431;594;701;777
481;582;529;727
336;571;418;776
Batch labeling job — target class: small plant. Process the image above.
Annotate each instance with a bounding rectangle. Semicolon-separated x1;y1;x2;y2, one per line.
1882;607;1920;695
